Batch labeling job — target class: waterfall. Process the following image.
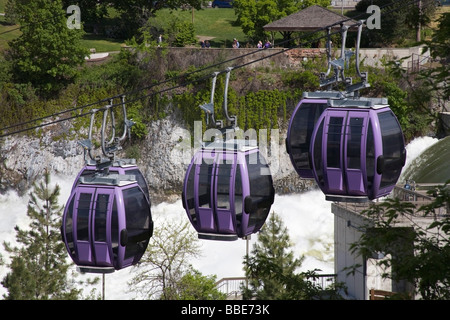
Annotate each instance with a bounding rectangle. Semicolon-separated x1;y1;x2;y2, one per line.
401;136;448;183
0;136;438;299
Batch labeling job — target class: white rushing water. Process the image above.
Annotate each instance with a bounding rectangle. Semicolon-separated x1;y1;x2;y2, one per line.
0;136;438;299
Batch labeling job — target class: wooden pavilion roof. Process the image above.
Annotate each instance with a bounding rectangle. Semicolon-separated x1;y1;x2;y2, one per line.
263;5;358;32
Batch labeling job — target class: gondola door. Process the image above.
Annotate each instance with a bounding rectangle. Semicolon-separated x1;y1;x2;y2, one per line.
91;189;114;267
196;151;216;234
322;110;346;194
72;187;114;267
213;152;237;235
73;188;94;265
344;112;368;196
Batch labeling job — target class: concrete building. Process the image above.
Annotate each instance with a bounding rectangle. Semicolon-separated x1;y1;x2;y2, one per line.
332;185;449;299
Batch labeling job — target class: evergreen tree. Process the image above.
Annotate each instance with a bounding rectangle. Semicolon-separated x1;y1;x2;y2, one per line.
1;171;81;299
6;0;88;95
243;212;317;299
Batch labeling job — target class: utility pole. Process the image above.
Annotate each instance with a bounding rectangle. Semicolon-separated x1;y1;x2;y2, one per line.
102;273;106;300
245;235;250;290
416;0;421;42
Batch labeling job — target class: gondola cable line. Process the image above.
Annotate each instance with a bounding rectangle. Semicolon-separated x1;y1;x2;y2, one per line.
2;0;423;272
0;0;426;139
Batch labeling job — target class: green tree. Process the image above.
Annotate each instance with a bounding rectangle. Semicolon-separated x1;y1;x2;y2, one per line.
0;171;82;300
61;0;109;27
355;0;437;47
109;0;203;38
233;0;328;44
350;182;450;299
420;12;450;111
6;0;88;95
169;268;226;300
128;218;203;300
243;212;321;299
4;0;19;25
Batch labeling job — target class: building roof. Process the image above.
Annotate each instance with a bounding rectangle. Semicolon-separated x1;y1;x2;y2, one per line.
263;5;358;32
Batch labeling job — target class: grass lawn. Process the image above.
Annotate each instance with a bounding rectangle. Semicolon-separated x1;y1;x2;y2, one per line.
81;34;124;53
0;18;21;50
155;7;247;47
0;8;246;52
0;21;124;52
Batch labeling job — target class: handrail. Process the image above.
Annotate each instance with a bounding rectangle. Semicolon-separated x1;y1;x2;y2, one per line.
215;277;246;298
215;274;337;297
334;184;448;218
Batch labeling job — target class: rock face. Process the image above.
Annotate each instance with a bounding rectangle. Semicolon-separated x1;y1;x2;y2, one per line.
0;128;84;195
0;112;314;203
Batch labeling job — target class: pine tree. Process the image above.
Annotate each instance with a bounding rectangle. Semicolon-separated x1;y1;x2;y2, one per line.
243;212;306;299
1;171;81;299
243;212;331;299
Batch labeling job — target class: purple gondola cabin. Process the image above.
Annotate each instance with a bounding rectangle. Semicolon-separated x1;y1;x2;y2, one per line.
62;160;153;273
310;99;406;202
182;140;275;241
286;92;346;179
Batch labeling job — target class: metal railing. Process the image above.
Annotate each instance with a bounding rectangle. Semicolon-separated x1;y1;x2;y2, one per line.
215;274;337;298
306;274;337;290
407;53;432;74
215;277;246;298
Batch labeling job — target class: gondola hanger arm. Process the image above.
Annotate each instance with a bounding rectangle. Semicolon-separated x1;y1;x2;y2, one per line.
101;105;121;160
78;108;98;163
345;20;370;96
78;96;136;168
222;67;237;129
320;25;349;88
199;72;219;126
118;95;135;142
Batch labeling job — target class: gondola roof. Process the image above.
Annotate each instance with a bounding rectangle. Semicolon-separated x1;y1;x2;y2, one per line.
203;139;258;152
78;174;137;186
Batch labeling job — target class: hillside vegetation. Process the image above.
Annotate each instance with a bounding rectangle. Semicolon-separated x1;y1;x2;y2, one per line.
0;2;448;145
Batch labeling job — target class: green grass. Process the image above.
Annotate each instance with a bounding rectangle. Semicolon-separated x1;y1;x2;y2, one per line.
155;8;246;47
0;7;255;52
0;17;21;50
0;18;125;53
0;22;124;52
0;8;245;52
81;34;124;52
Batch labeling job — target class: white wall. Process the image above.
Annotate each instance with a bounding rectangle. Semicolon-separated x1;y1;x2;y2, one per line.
332;203;371;299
